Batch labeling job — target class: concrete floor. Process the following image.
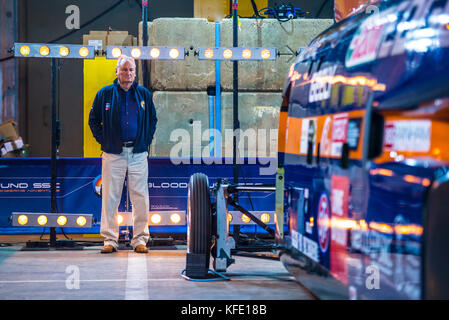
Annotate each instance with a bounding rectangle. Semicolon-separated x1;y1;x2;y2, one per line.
0;236;314;300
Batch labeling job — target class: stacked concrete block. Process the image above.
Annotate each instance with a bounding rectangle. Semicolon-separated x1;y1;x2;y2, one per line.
139;18;334;157
152;91;281;158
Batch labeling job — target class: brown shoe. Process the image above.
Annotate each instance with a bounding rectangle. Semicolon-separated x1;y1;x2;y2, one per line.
134;244;149;253
100;245;117;254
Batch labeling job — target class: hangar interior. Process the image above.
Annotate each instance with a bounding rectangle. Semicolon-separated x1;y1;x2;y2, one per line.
3;0;447;302
0;0;336;301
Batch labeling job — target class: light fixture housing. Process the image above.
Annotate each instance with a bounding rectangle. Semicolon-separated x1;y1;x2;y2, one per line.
11;212;93;228
227;211;275;225
116;211;187;226
14;43;95;59
106;46;185;60
197;47;277;60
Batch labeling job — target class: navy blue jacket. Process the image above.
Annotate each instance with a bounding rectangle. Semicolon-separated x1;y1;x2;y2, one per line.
88;79;158;154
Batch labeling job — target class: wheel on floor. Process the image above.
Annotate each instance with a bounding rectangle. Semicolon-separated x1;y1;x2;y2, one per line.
185;172;212;278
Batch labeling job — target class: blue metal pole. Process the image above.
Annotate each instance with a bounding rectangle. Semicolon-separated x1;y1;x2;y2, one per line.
215;21;222;158
207;88;215;157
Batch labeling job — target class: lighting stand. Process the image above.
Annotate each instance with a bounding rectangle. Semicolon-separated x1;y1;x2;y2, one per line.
232;0;241;243
23;58;83;250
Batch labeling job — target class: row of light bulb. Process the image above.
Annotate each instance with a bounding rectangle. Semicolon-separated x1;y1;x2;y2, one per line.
18;45;272;60
17;214;88;227
17;212;271;227
116;212;272;225
19;45;90;57
116;212;183;225
229;212;272;223
110;47;180;59
204;48;272;60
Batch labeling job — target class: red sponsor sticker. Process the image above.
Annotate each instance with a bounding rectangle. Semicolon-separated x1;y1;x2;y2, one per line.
317;193;330;253
346;16;385;68
330;175;350;285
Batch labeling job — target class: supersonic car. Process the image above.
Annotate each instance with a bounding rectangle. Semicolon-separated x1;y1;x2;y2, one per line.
276;0;449;299
184;0;449;300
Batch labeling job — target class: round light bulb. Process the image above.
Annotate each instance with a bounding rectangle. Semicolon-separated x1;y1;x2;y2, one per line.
204;48;214;59
39;46;50;56
57;215;67;226
150;48;160;59
223;49;233;59
151;213;162;224
261;49;271;59
79;46;89;57
111;47;122;58
59;46;69;57
242;49;252;59
131;48;141;58
76;216;87;227
18;215;28;225
20;45;30;56
169;48;180;59
170;213;181;224
37;215;48;226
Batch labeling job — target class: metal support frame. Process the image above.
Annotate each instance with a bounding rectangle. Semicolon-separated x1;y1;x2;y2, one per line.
212;180;277;272
142;0;150;89
214;181;236;272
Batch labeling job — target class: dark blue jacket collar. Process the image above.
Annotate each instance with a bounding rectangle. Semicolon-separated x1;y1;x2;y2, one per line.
113;78;138;90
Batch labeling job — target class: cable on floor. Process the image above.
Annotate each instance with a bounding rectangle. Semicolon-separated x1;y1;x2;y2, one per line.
180;269;230;282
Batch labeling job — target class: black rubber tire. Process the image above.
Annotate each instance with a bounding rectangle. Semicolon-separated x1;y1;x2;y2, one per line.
187;173;212;268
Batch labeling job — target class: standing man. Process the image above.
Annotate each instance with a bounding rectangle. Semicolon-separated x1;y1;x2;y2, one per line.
89;55;157;254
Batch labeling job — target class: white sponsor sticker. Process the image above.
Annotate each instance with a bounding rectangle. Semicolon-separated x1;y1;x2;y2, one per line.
383;120;431;152
290;229;319;262
331;113;349;157
309;65;338;103
299;118;317;155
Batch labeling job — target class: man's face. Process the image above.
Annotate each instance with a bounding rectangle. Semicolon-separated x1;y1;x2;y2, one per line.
116;60;136;85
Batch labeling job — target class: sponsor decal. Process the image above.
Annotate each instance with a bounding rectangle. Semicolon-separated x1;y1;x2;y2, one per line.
148;182;188;189
92;175;102;197
345;14;385;68
331;113;349;157
330;175;350;285
299;118;317;155
291;229;319;262
383;120;431;152
0;181;61;193
309;65;338;103
320;116;333;157
317;192;330;253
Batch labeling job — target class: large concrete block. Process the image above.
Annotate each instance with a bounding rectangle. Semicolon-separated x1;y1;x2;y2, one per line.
151;91;281;158
218;18;334;91
139;19;216;91
139;18;334;91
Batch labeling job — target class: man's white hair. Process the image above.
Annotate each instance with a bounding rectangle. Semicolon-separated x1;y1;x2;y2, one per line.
116;55;136;69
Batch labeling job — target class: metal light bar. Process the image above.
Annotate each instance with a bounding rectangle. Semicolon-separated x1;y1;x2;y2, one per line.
106;46;185;60
228;211;275;225
117;211;187;226
12;212;93;228
198;47;277;61
14;43;95;59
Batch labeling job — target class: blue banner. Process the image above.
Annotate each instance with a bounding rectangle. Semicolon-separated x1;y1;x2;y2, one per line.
0;157;276;234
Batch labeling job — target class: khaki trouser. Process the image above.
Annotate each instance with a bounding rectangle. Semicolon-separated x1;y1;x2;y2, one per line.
100;147;149;249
